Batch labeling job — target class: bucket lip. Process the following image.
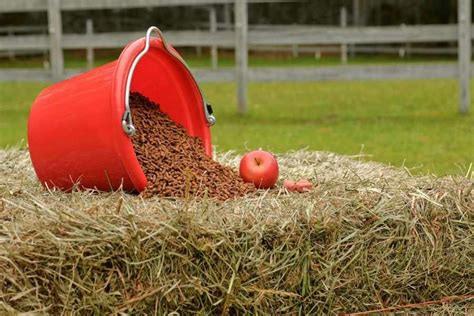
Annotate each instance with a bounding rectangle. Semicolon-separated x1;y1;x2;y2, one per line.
111;38;151;193
111;37;211;193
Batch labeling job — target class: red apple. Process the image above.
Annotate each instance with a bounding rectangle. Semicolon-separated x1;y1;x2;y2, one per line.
283;179;297;192
239;150;279;189
295;179;313;192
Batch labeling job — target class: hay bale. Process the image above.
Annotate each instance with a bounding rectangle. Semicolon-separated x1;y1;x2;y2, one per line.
0;149;473;314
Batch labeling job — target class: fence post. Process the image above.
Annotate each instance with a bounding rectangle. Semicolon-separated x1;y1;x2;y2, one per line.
224;3;232;30
458;0;471;114
340;7;348;64
350;0;359;57
47;0;64;81
195;27;202;57
292;44;299;58
209;6;218;69
86;19;94;70
235;0;248;113
7;28;15;61
196;45;202;57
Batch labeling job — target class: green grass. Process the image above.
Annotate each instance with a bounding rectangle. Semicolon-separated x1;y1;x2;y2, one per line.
0;51;458;69
0;54;117;69
0;82;49;148
0;80;473;175
181;53;457;68
204;80;473;176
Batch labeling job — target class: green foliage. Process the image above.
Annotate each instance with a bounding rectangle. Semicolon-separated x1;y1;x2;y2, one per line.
0;0;457;34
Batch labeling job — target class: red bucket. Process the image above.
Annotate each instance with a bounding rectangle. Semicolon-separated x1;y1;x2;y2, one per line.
28;27;216;193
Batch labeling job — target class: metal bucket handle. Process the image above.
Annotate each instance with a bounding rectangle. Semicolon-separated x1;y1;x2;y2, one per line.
122;26;216;136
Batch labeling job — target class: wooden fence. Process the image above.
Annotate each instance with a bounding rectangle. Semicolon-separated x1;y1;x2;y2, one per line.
0;0;471;113
0;0;292;12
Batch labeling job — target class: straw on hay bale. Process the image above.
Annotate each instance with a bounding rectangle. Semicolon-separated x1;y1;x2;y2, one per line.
0;149;473;314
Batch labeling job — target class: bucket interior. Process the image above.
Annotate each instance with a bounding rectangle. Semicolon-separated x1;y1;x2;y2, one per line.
112;38;212;192
129;44;210;151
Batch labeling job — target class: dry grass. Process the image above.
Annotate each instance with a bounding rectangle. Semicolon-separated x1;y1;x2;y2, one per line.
0;149;473;315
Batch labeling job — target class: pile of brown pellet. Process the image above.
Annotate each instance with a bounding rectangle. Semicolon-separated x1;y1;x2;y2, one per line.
130;92;255;201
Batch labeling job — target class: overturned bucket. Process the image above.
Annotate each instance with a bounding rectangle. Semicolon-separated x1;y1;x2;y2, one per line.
28;26;216;192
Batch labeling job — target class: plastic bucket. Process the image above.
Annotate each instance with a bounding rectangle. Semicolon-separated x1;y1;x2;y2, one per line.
28;27;216;193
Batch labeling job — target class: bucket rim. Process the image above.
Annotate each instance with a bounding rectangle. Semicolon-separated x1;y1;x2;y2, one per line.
111;38;149;193
110;35;212;193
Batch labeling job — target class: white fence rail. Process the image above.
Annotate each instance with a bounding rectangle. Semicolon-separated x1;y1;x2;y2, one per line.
0;64;466;82
0;25;467;51
0;0;292;12
0;0;471;113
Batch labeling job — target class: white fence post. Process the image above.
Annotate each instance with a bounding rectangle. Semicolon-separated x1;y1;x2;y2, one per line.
224;3;232;30
7;29;15;60
350;0;359;58
86;19;94;70
196;45;202;57
195;26;202;57
458;0;471;114
291;44;299;58
47;0;64;81
340;7;348;64
235;0;248;113
209;6;218;69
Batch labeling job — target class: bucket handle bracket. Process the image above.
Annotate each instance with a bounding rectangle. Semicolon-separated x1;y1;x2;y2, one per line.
122;26;216;137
